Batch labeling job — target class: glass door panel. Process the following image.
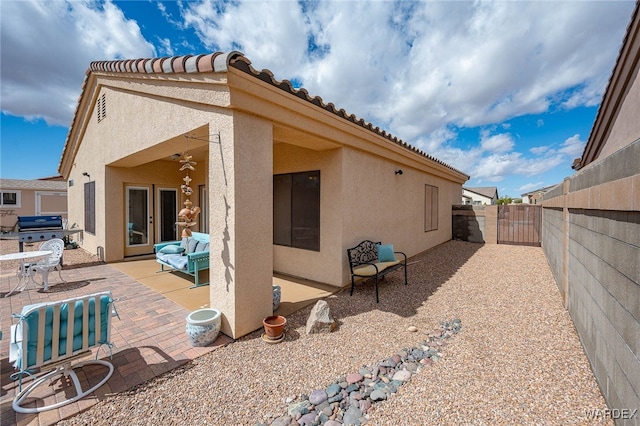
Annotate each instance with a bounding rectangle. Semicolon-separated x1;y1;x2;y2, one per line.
158;188;178;242
125;185;152;256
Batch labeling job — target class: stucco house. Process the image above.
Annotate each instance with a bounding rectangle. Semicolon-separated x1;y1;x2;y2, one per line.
542;1;639;415
0;177;67;232
462;186;498;205
59;51;469;338
520;184;555;204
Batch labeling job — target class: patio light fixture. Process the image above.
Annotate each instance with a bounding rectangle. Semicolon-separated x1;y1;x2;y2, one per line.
395;169;403;175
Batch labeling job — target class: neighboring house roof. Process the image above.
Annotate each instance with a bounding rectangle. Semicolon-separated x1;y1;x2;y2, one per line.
37;175;66;181
463;186;498;199
60;51;469;180
521;184;557;198
574;1;640;170
0;179;67;191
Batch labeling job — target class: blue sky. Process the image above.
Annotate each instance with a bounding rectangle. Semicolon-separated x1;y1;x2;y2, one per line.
1;1;636;198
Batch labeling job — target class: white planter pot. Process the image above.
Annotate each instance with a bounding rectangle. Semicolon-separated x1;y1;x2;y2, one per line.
273;285;281;312
186;308;221;347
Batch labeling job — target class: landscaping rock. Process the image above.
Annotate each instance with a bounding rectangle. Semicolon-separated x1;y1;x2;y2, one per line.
342;406;363;425
287;400;310;417
392;370;412;382
326;383;341;398
309;389;328;406
271;416;294;426
263;319;462;425
346;373;363;384
370;389;387;401
298;412;317;425
306;300;336;334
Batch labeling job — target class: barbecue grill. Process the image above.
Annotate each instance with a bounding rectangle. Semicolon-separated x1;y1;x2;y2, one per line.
17;216;65;252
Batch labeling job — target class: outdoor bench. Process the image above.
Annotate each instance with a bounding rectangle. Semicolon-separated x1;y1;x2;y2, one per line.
9;291;117;413
346;240;407;303
154;231;210;288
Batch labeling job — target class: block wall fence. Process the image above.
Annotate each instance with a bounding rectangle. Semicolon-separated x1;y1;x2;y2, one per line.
453;144;639;418
451;205;497;244
542;139;639;420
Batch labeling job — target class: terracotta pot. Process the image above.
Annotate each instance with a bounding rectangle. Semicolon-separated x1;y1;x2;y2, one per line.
263;315;287;340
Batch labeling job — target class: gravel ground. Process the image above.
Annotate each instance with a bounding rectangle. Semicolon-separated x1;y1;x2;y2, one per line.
22;240;609;425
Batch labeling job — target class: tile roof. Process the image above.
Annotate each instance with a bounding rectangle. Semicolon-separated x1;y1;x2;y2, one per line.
464;187;498;199
62;51;469;179
520;184;557;197
576;1;639;170
0;178;67;191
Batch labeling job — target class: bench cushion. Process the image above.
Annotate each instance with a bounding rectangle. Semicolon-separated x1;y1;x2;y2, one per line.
157;253;189;270
352;260;401;276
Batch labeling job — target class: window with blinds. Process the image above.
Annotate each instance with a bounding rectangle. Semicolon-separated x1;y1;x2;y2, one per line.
274;170;320;251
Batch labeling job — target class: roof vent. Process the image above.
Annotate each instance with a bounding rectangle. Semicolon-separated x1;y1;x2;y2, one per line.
97;93;106;123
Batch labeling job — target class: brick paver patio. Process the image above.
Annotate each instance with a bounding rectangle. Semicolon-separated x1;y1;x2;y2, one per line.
0;262;232;426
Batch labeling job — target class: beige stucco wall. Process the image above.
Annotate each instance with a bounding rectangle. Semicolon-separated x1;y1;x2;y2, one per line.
209;111;273;338
230;68;466;288
273;142;461;288
341;147;458;281
66;82;222;260
273;143;344;285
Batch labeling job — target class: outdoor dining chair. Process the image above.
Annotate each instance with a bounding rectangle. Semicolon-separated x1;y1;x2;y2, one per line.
28;238;67;290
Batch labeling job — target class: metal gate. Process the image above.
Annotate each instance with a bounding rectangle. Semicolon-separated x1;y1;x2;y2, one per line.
497;204;542;246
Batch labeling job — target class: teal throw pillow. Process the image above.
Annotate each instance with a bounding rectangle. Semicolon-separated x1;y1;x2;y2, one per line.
377;244;396;262
159;245;185;255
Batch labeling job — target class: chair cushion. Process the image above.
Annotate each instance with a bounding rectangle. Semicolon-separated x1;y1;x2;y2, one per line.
352;260;401;276
22;295;111;367
376;244;397;262
159;245;185;254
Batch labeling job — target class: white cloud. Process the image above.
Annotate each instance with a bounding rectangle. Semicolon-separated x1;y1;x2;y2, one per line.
530;145;550;155
519;181;545;192
158;38;174;56
177;0;632;190
472;152;522;182
181;0;310;81
1;0;155;126
559;134;587;158
0;0;633;190
480;132;514;153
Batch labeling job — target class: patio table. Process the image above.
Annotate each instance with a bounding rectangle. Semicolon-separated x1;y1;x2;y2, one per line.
0;250;52;297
